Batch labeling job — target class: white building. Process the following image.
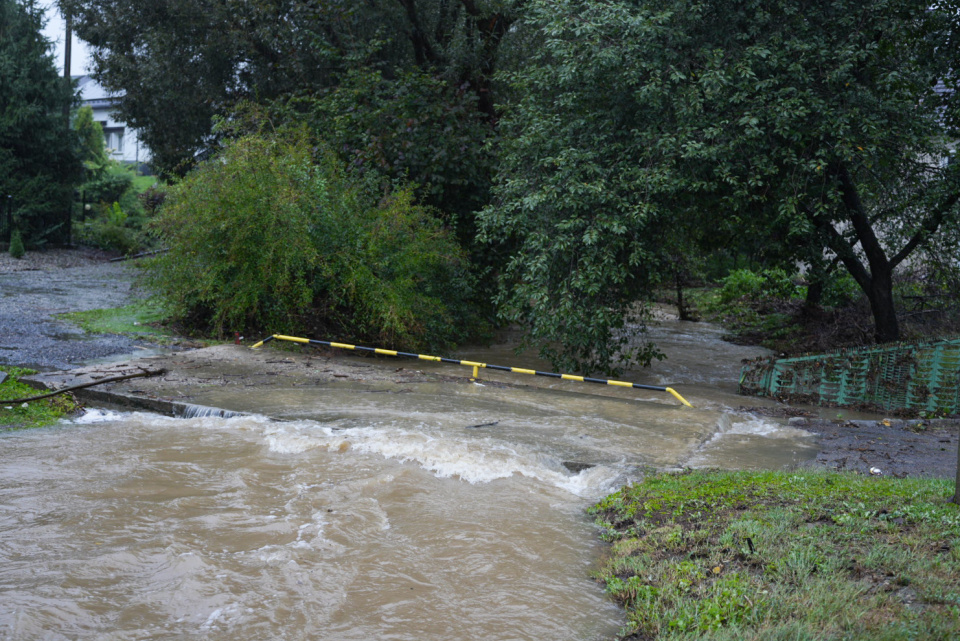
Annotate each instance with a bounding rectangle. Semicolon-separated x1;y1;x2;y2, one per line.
75;75;150;168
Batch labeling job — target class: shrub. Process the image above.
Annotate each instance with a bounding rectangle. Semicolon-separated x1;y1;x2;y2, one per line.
82;164;134;205
822;272;861;308
73;217;144;255
144;130;482;350
8;229;24;258
719;268;799;303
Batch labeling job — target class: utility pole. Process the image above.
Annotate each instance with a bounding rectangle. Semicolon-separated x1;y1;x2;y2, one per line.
63;8;72;123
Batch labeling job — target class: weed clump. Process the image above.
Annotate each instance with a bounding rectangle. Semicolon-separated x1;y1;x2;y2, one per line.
8;229;24;259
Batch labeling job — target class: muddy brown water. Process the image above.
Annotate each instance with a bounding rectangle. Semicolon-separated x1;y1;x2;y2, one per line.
0;317;819;639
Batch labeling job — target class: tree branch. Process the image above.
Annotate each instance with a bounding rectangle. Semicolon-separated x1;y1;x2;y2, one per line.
834;162;890;271
891;191;960;268
395;0;439;66
803;202;872;291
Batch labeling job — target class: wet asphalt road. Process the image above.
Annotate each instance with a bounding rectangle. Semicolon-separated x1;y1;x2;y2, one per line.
0;262;152;371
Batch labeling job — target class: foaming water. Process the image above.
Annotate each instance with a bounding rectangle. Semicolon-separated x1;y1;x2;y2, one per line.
0;412;623;640
0;315;823;639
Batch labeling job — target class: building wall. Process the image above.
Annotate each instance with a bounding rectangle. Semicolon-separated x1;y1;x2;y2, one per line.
75;75;150;167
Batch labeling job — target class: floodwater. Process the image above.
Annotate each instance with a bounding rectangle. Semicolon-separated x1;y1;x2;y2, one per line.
0;316;818;640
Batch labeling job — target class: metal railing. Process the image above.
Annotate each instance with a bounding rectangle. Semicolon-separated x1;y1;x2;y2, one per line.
252;334;693;407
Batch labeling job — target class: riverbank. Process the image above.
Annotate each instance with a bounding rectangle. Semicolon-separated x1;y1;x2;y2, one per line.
590;469;960;640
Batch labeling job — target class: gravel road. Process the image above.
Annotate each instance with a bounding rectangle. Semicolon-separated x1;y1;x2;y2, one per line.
0;249;154;370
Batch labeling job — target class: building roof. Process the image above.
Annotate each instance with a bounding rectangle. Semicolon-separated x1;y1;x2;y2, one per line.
73;75;122;109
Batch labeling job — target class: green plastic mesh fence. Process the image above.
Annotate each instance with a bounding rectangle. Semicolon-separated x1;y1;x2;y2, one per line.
739;337;960;415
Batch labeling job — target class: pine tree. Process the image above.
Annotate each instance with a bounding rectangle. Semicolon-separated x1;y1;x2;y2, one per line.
0;0;81;245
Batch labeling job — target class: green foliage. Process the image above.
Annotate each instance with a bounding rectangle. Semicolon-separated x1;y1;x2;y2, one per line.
73;105;108;180
483;0;960;370
64;0;519;177
719;269;799;304
282;67;494;242
81;163;134;206
479;1;679;374
0;366;79;428
144;130;482;350
73;215;143;255
8;228;23;258
0;0;82;245
822;271;862;309
591;470;960;640
75;162;156;254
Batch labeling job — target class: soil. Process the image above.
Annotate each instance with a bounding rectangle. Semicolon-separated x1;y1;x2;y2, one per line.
796;417;958;479
5;249;958;481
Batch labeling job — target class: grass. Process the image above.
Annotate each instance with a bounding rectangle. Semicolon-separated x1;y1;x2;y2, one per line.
590;469;960;640
58;300;178;341
132;174;157;193
0;366;80;429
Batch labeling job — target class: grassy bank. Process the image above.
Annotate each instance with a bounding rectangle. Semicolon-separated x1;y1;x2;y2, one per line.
590;470;960;640
0;366;79;429
58;300;178;342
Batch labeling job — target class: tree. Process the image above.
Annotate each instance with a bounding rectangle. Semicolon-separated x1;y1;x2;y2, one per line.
0;0;81;245
480;0;960;372
61;0;522;180
74;104;108;181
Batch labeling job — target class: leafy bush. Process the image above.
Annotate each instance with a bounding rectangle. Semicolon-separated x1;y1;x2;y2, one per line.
73;217;144;255
719;268;799;303
75;162;158;254
8;229;24;258
82;164;134;206
822;272;861;308
144;131;483;350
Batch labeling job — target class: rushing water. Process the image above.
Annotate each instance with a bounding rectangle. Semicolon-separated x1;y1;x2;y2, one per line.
0;316;819;640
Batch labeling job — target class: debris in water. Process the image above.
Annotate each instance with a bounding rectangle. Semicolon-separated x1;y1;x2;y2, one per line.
562;461;595;473
466;421;499;429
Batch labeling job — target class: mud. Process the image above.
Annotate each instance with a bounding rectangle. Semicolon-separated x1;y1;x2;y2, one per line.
794;417;959;479
20;344;519;416
19;342;957;481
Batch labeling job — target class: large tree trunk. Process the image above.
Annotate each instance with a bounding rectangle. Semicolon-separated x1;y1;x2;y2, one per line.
829;163;904;344
865;267;900;343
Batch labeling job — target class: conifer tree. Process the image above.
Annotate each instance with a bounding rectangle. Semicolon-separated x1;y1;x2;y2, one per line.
0;0;81;245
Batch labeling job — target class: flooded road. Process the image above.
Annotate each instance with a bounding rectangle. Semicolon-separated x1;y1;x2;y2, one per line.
0;315;819;639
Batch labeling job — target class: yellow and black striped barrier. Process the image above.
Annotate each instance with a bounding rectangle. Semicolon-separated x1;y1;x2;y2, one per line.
251;334;693;407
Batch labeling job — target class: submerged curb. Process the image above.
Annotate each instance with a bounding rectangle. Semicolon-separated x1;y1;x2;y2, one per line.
22;372;246;419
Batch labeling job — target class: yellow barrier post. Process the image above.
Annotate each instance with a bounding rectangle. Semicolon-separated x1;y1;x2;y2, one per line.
251;334;693;407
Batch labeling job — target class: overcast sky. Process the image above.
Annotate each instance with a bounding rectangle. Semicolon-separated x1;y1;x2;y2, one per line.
39;1;92;76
